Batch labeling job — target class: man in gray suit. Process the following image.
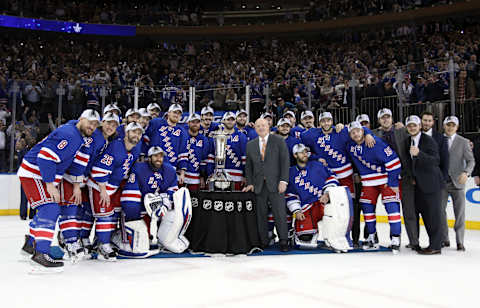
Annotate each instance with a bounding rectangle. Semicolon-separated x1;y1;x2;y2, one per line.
441;116;475;251
244;118;290;251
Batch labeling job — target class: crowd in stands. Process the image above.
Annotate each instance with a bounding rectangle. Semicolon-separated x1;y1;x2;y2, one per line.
0;0;464;26
0;18;479;171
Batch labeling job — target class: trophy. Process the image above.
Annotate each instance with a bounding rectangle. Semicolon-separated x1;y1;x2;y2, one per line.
207;127;235;191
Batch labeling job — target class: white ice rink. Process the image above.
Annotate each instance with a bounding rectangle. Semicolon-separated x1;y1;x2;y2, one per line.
0;216;479;308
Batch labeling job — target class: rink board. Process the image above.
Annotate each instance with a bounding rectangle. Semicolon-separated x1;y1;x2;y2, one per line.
3;174;480;229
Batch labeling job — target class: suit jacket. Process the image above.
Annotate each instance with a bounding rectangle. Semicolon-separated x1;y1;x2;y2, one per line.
446;134;475;189
402;133;444;194
373;126;409;178
431;130;449;182
245;134;290;194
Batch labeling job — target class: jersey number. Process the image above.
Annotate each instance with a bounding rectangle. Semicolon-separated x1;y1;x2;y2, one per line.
101;154;114;166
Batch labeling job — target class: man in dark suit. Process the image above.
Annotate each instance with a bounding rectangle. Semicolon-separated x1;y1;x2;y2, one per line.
402;115;444;254
244;118;290;251
420;111;450;247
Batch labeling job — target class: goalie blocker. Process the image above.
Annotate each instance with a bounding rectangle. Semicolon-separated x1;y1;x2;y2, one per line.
112;187;192;257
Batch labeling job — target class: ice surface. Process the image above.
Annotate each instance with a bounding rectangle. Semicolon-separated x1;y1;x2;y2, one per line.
1;216;478;308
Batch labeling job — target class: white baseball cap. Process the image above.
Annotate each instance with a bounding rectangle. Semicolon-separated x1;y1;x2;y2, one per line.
125;122;144;133
261;112;273;119
277;118;292;127
356;114;370;123
222;112;236;121
292;143;309;155
187;113;201;122
319;112;333;121
283;110;295;118
348;121;363;132
103;104;121;115
147;103;161;112
201;106;214;115
236;109;248;117
377;108;392;119
125;108;140;118
138;108;151;118
148;146;165;157
168;104;183;113
443;115;459;126
405;115;421;126
102;112;120;124
79;109;101;122
301;110;314;119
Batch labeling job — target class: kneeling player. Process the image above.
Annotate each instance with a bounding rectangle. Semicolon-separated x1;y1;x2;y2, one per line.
114;146;191;256
286;144;353;252
347;121;402;252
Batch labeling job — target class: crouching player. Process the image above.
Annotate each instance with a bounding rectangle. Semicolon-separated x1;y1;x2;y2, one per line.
113;146;192;257
18;110;100;273
286;144;354;252
87;122;143;261
347;121;402;253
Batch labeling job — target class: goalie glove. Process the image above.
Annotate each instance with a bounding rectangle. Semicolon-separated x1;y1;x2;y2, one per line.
143;193;171;244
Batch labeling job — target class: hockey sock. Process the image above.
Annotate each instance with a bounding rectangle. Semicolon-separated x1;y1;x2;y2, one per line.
29;203;60;254
59;204;82;243
384;201;401;236
360;202;377;235
79;202;94;239
95;212;119;244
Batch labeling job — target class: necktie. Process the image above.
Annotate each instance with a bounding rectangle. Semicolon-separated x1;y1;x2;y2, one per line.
261;137;266;161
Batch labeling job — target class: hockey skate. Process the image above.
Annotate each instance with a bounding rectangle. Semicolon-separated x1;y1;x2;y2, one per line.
81;238;94;259
20;235;34;262
390;235;401;255
64;241;85;264
29;251;64;274
362;233;380;250
96;243;117;262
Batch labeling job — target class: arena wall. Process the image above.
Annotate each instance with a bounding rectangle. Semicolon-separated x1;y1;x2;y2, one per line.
1;174;479;230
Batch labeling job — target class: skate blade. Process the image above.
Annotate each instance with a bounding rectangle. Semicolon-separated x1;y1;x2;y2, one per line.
96;255;117;262
362;245;380;251
28;262;64;274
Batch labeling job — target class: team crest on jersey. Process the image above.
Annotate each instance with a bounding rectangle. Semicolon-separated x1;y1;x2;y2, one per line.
57;140;68;149
384;146;393;156
84;137;93;147
128;173;135;183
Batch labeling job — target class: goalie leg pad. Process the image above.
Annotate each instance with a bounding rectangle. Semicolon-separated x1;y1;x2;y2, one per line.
111;220;151;258
322;186;354;252
157;187;192;253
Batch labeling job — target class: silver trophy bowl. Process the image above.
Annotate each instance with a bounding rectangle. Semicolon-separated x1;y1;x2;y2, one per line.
207;127;234;191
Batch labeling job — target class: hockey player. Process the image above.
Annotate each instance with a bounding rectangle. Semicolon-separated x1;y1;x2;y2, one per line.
87;122;143;261
183;113;211;191
283;110;304;138
58;112;120;261
138;108;152;130
276;118;300;166
103;103;121;116
285;144;341;248
301;112;375;199
300;110;315;130
209;112;247;190
356;114;371;129
347;121;402;252
235;109;258;141
147;102;161;118
116;108;140;139
199;106;219;137
18;109;100;272
144;104;188;185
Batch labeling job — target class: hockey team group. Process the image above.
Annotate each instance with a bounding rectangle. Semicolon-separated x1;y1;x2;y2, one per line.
17;100;470;273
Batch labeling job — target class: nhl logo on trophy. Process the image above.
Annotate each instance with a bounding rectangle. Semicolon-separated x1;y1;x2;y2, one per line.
207;127;235;191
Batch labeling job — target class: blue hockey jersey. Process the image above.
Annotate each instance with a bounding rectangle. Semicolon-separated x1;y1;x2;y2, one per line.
208;128;247;181
18;121;86;185
236;125;258;141
64;124;107;185
121;161;179;214
285;161;339;213
87;137;141;194
276;133;300;166
347;136;401;187
185;133;212;184
199;122;220;138
144;118;188;170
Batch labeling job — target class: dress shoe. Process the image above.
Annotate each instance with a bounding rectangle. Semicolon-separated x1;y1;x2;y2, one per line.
457;244;466;251
279;240;289;252
441;241;450;248
406;244;421;252
20;216;26;221
417;248;441;255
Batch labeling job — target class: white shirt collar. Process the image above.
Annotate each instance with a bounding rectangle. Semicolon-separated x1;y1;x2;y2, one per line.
411;133;421;147
444;133;457;140
424;128;433;136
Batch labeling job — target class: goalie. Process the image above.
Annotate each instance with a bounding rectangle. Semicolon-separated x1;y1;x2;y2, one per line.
286;144;353;252
113;146;192;257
